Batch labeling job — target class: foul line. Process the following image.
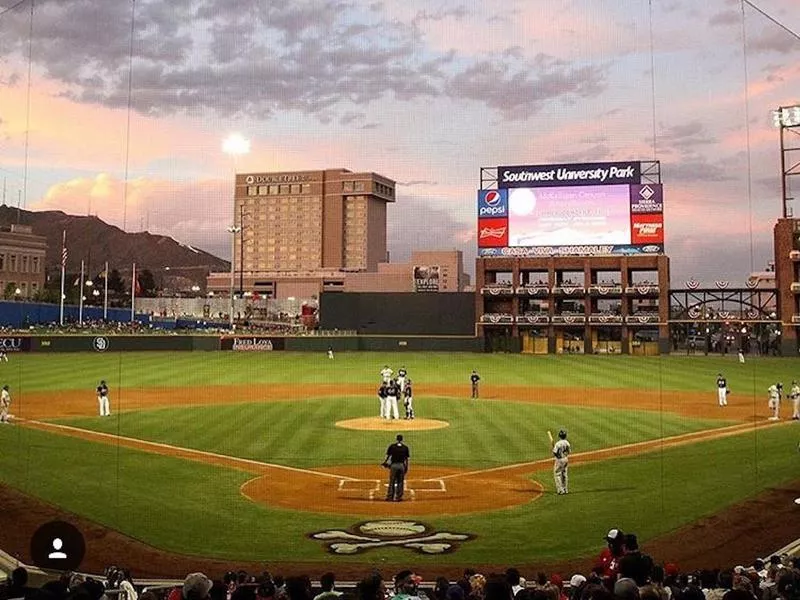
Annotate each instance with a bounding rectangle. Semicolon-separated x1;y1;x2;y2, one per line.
436;420;786;481
16;418;358;482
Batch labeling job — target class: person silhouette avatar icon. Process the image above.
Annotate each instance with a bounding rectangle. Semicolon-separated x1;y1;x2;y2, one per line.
48;537;67;559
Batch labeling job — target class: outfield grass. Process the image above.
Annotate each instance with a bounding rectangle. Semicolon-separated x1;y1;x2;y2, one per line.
0;351;797;566
2;351;796;393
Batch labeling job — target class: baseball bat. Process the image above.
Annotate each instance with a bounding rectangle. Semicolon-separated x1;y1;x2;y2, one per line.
547;430;554;444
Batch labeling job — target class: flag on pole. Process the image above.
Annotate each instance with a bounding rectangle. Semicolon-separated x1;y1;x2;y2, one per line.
135;277;141;296
59;230;67;326
61;246;68;268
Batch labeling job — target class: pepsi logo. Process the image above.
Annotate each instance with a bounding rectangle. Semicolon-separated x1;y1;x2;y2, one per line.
483;190;501;206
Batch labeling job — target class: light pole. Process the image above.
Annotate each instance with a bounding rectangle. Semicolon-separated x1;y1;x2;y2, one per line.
222;133;251;308
227;225;242;327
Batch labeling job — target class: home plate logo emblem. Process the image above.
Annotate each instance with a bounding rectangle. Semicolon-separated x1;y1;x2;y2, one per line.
310;520;474;555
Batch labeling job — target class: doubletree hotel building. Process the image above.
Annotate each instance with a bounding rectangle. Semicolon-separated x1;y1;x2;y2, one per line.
207;169;397;299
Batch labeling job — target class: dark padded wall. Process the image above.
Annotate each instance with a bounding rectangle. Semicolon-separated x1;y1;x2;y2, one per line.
320;293;475;335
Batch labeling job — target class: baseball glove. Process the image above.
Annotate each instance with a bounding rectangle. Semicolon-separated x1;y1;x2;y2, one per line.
726;389;731;395
381;461;390;469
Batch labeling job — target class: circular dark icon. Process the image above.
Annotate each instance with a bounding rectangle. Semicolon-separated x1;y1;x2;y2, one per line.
93;337;109;352
30;520;86;571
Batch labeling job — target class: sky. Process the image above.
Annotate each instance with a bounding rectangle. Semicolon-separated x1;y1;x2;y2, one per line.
0;0;798;285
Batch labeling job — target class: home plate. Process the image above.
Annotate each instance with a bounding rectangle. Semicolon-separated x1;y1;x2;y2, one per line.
794;497;800;505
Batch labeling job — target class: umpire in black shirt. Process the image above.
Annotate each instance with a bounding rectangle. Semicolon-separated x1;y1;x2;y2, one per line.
384;434;410;501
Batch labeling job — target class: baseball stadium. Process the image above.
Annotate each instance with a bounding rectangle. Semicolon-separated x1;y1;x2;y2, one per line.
1;1;800;599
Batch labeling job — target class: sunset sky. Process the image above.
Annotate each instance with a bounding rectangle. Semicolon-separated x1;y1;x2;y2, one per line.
0;0;798;284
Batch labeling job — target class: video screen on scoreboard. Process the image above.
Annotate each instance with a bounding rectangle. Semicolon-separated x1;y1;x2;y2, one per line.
507;185;631;246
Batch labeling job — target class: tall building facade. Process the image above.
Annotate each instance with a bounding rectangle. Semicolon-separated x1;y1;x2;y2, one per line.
235;169;395;275
0;224;47;299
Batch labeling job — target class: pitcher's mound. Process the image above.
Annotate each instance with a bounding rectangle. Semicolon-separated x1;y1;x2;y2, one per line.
336;417;449;431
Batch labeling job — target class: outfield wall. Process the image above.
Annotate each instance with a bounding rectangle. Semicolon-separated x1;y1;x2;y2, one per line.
0;334;481;353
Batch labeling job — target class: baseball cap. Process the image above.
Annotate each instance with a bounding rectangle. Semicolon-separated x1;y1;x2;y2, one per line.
606;528;623;542
183;572;213;600
664;563;679;577
569;575;586;589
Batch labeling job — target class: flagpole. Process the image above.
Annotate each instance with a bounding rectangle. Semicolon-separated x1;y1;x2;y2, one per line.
103;261;109;320
130;262;136;322
78;260;85;325
59;230;66;325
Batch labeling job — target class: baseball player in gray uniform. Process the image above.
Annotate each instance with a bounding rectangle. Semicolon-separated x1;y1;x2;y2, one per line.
790;380;800;420
0;385;11;424
552;430;571;495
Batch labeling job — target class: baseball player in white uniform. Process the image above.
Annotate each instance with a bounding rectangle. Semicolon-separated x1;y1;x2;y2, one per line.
553;430;571;495
396;367;407;393
97;380;111;417
380;365;393;384
716;373;729;407
0;385;11;424
790;380;800;420
767;383;782;420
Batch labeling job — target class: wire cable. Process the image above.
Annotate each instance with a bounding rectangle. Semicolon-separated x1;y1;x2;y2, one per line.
0;0;27;19
121;0;136;232
21;0;34;220
743;0;800;41
740;0;755;273
648;0;658;161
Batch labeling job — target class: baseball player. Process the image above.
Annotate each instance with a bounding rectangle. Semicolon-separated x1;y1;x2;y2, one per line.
386;378;400;420
378;382;389;419
552;429;571;495
0;350;8;363
790;380;800;420
470;370;480;399
0;385;11;424
327;345;334;360
767;383;782;420
716;373;729;407
403;378;414;420
96;379;111;417
383;434;410;502
396;366;408;392
380;365;393;384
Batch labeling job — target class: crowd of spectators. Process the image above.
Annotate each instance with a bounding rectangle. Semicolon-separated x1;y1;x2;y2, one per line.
2;530;798;600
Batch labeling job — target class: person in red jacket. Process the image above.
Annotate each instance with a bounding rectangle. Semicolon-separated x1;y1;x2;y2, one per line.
596;528;627;583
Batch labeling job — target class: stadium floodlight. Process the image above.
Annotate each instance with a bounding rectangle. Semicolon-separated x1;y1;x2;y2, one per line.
772;105;800;128
222;133;251;156
227;225;242;327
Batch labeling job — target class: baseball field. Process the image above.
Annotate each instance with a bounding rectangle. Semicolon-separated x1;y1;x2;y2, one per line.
0;350;798;577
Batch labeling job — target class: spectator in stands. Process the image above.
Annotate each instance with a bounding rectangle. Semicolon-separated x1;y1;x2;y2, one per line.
568;576;586;600
639;566;669;600
577;583;612;600
393;571;425;600
706;571;734;600
483;577;512;600
506;570;525;598
117;570;138;600
285;577;313;600
447;586;466;600
3;567;34;600
184;573;214;600
619;534;654;586
468;575;487;600
314;574;341;600
256;583;277;600
433;579;451;600
613;577;640;600
776;571;800;600
355;574;385;600
548;575;566;600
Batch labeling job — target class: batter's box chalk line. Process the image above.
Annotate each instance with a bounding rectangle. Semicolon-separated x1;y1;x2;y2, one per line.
337;478;447;500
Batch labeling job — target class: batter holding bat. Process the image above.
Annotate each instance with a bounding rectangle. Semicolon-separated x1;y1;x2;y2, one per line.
550;429;571;495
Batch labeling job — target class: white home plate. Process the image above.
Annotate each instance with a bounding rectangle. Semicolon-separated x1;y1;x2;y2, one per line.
794;497;800;505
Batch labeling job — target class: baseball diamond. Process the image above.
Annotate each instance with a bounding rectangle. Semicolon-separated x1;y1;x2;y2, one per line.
0;350;798;579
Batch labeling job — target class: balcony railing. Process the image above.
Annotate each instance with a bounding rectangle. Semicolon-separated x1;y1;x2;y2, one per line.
516;314;550;324
588;285;622;295
552;286;585;296
625;314;660;324
515;286;550;296
551;314;586;324
479;312;515;324
481;285;515;296
624;285;660;295
587;314;623;324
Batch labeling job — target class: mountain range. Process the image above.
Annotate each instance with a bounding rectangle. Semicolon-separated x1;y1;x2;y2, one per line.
0;206;229;280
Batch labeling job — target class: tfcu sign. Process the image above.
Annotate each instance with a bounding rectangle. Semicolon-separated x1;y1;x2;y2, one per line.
477;189;508;217
0;337;29;352
498;161;641;188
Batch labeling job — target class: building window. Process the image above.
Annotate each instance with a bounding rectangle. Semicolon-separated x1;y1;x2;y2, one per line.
343;181;354;192
279;184;290;195
21;256;28;272
0;255;4;270
248;186;258;196
290;184;301;194
268;185;278;195
302;184;311;194
9;255;16;272
258;185;268;196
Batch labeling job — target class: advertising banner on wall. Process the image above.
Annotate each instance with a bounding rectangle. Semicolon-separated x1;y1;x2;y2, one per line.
478;244;663;257
630;184;663;213
477;189;508;217
413;265;440;292
0;336;31;352
498;161;641;188
630;213;665;245
478;218;509;247
220;336;286;351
